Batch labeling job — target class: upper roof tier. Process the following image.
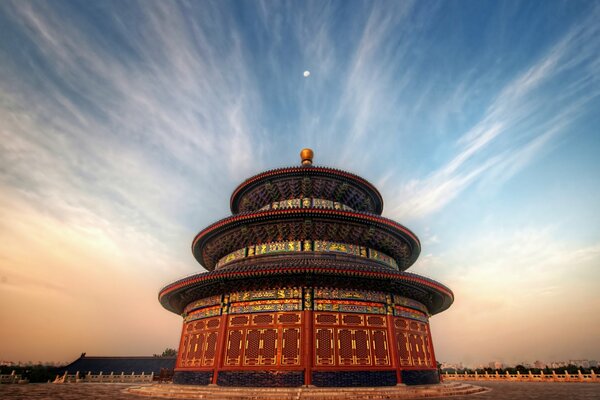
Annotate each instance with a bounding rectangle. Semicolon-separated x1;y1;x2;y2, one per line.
230;151;384;214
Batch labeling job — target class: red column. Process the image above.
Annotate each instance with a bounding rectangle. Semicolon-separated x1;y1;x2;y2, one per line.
303;287;313;385
385;296;402;384
426;322;438;369
211;295;230;385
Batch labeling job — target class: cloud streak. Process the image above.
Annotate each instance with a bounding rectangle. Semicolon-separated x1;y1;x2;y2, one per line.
383;7;600;220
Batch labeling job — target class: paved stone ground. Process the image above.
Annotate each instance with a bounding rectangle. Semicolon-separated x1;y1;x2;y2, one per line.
0;383;149;399
1;381;599;399
445;380;600;400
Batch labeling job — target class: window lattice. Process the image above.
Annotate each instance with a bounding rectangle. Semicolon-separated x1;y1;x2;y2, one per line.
253;314;274;325
207;319;220;329
342;314;363;325
230;315;250;326
278;313;300;324
315;313;337;325
367;316;385;326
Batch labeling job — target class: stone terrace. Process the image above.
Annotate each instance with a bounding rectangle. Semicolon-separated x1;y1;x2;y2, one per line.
1;381;600;399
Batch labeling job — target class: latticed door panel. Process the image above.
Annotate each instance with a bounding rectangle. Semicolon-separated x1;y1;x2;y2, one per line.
192;333;205;366
315;328;335;365
203;331;218;366
338;329;354;365
371;329;390;366
396;332;412;366
337;329;372;366
243;329;261;366
354;329;371;365
281;328;301;365
187;334;199;366
409;333;424;366
261;329;278;365
178;334;190;367
424;334;434;367
225;329;244;366
420;334;429;367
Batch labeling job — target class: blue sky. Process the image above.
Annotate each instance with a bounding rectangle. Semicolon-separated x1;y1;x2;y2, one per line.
0;0;598;365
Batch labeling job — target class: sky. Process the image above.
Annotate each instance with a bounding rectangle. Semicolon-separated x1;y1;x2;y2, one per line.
0;0;599;367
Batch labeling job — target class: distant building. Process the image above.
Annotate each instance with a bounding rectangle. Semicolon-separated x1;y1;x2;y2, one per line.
534;360;546;369
569;360;590;368
489;361;503;370
59;353;176;375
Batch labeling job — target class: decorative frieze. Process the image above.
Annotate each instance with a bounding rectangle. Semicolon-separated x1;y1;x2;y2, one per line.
184;295;222;314
216;241;400;270
184;305;222;323
314;299;386;315
393;306;429;323
229;299;302;314
254;241;301;255
314;288;387;303
393;295;428;314
230;288;301;302
258;197;355;212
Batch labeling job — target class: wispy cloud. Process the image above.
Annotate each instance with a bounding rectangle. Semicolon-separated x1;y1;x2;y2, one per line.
384;9;600;220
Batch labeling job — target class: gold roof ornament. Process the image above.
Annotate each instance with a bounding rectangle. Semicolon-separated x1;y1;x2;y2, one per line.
300;148;314;166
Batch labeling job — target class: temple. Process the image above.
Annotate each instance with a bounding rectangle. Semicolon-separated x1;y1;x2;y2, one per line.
159;149;453;387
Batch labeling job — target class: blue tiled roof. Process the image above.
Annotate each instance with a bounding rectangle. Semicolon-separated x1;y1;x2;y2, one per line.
59;355;176;374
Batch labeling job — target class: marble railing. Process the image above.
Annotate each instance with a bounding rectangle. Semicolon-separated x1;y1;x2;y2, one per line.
0;371;23;384
53;371;154;383
444;370;599;383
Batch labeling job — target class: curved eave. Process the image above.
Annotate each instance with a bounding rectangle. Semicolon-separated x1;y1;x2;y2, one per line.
230;166;384;214
192;208;421;270
158;266;453;316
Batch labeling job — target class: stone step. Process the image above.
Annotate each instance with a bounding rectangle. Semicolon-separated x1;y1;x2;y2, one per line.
126;382;489;399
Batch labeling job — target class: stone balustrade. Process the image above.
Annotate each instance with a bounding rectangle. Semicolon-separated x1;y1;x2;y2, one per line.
52;371;154;384
0;371;23;384
444;370;599;383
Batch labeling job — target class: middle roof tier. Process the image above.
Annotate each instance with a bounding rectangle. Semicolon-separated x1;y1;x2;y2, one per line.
192;208;421;271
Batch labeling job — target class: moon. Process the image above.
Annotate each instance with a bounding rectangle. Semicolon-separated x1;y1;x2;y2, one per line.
303;70;310;77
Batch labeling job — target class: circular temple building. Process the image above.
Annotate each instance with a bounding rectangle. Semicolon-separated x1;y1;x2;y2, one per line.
159;150;453;387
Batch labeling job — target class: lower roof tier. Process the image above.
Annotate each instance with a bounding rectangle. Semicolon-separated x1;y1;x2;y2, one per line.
193;208;421;271
159;259;453;316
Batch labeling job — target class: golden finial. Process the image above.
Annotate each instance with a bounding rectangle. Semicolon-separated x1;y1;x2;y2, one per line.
300;148;314;166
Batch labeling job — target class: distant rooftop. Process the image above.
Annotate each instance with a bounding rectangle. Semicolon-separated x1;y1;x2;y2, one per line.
59;354;176;374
